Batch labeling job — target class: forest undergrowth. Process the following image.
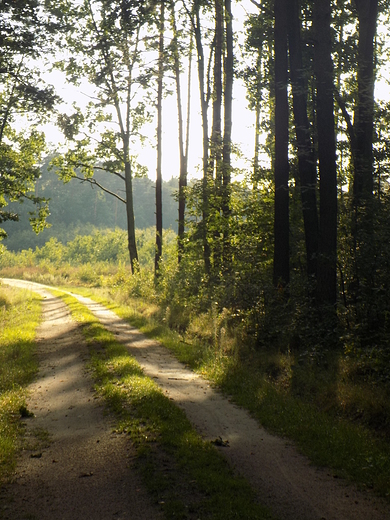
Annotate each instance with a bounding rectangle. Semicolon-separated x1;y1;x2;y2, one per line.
1;226;390;498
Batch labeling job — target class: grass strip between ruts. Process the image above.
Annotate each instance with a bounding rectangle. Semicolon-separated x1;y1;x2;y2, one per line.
54;290;274;520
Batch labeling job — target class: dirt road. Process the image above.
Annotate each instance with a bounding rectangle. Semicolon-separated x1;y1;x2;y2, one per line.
0;281;161;520
1;278;389;520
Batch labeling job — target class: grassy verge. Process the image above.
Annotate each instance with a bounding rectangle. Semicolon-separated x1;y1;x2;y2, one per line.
0;284;41;484
56;290;273;520
65;287;390;500
4;275;390;499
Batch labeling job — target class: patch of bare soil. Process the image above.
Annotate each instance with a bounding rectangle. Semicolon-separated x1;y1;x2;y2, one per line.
2;279;390;520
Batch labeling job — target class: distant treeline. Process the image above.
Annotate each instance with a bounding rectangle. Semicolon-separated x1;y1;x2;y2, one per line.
2;159;179;251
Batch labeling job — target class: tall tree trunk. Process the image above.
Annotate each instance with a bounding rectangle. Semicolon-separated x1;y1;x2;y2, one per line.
210;0;223;271
222;0;233;267
211;0;223;182
171;2;192;264
273;0;290;288
193;6;211;273
93;8;140;274
124;159;139;274
353;0;378;204
349;0;378;310
313;0;338;306
155;0;164;276
288;0;319;279
253;49;262;187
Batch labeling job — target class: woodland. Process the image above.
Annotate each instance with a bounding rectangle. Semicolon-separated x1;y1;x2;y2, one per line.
2;0;390;499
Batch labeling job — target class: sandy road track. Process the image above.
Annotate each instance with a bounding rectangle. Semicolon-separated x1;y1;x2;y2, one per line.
1;279;390;520
0;281;162;520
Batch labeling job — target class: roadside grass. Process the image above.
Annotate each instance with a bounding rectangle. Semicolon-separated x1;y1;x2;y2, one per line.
3;273;390;500
0;284;41;484
67;287;390;500
56;290;273;520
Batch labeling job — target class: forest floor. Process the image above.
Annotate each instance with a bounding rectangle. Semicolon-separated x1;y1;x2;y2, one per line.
1;278;389;520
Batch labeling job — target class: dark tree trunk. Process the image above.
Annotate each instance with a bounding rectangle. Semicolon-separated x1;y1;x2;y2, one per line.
222;0;233;267
124;159;138;274
171;3;186;263
211;0;223;182
313;0;338;306
210;0;223;271
349;0;378;305
253;50;262;186
288;0;319;279
171;4;192;264
353;0;378;204
193;7;211;273
155;0;164;276
273;0;290;288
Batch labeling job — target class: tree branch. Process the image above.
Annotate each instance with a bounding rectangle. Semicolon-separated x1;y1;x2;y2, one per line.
70;160;126;181
74;176;126;203
334;88;357;154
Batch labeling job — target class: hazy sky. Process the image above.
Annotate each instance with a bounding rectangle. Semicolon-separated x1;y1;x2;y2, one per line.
37;1;389;182
37;1;259;181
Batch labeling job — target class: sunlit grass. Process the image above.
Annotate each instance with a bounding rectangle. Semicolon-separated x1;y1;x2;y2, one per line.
56;291;273;519
4;272;390;500
71;287;390;500
0;284;41;483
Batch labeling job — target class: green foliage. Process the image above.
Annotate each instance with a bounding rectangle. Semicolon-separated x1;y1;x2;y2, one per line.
0;0;58;60
0;228;177;293
2;159;178;251
0;130;50;238
0;0;60;239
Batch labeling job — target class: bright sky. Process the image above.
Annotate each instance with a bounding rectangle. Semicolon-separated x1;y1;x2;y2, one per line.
40;69;257;183
37;0;259;182
37;1;389;182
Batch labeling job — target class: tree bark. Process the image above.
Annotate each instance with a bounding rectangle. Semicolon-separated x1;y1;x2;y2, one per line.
155;0;164;276
211;0;223;183
124;159;139;273
222;0;233;267
313;0;338;306
273;0;290;288
88;4;140;273
253;49;262;186
349;0;378;303
193;5;211;273
353;0;378;204
288;0;319;279
171;3;192;264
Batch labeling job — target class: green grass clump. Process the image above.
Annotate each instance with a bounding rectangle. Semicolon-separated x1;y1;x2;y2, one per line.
57;291;273;520
211;362;390;496
0;284;41;483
